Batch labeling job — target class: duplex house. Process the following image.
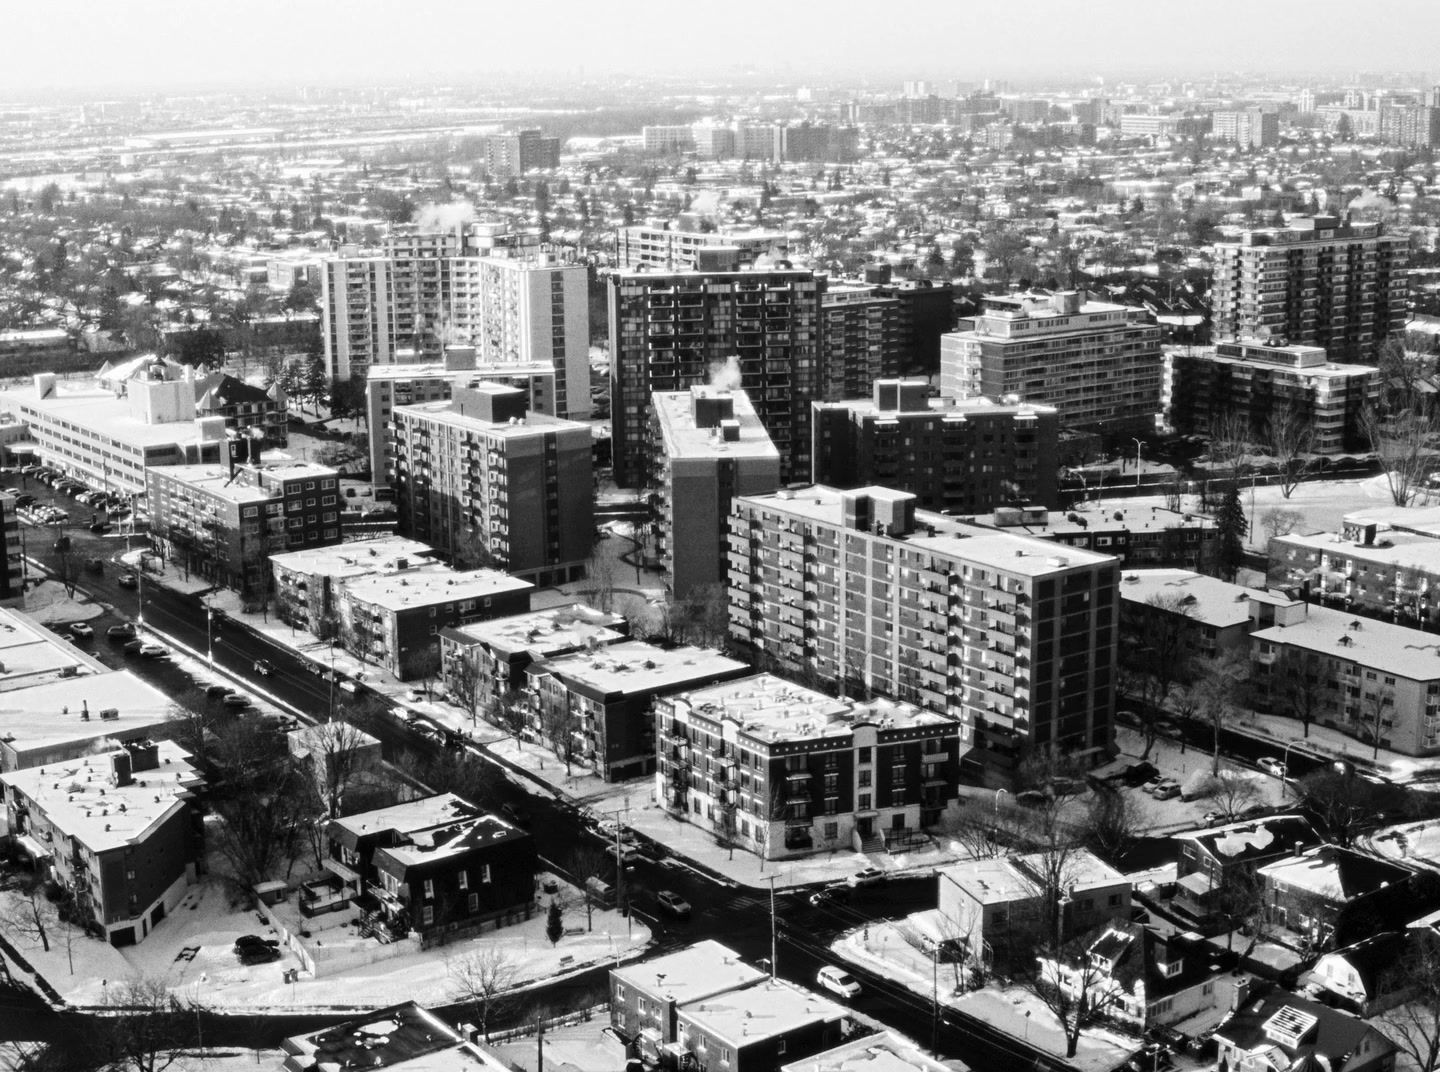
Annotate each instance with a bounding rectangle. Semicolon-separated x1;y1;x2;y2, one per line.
609;939;767;1055
1214;991;1396;1072
1172;814;1320;929
324;793;535;947
1258;845;1433;953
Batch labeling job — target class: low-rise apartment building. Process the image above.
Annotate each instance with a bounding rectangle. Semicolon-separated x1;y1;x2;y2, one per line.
609;940;768;1048
0;671;179;772
392;385;593;585
269;537;439;637
438;604;627;716
525;640;748;782
812;380;1060;513
324;794;535;947
1120;568;1310;661
728;486;1119;781
147;461;341;598
655;673;963;859
964;504;1218;570
1169;341;1378;454
1251;605;1440;756
335;567;532;681
1;740;204;946
674;978;849;1072
650;386;780;599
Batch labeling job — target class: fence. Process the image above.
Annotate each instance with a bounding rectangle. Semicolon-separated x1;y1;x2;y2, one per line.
483;1003;607;1044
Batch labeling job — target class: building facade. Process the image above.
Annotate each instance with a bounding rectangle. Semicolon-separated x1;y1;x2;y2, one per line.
268;537;438;639
819;287;904;400
727;486;1120;780
650;386;780;599
481;129;560;175
812;380;1060;514
615;226;790;272
1211;215;1408;363
1212;108;1280;148
1169;341;1379;454
941;291;1162;433
391;386;593;585
655;673;963;860
608;268;825;487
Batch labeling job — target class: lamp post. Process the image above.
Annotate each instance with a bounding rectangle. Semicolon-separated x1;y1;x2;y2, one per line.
992;788;1009;856
1132;438;1143;489
206;599;215;667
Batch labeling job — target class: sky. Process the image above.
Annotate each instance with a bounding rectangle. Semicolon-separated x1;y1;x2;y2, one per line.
11;0;1440;95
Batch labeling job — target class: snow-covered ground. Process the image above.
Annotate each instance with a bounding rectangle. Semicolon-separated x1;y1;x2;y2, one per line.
1113;727;1290;833
833;920;1136;1072
0;870;650;1012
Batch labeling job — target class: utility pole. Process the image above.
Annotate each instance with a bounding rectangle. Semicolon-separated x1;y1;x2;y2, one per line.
768;874;778;982
931;947;939;1055
536;1016;544;1072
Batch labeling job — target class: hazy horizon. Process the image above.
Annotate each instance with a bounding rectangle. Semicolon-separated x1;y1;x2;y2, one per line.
13;0;1440;98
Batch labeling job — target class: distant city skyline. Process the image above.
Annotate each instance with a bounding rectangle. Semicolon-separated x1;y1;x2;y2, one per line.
14;0;1440;96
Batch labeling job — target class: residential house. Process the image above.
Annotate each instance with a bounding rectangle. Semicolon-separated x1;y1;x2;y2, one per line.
1310;932;1422;1016
1;740;204;946
674;978;849;1072
1258;845;1433;953
1214;990;1397;1072
609;940;767;1051
1172;814;1321;929
282;1001;510;1072
323;793;535;946
525;640;748;782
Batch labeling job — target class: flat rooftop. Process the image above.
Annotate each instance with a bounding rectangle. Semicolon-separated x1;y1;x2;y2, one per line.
150;463;271;503
0;741;201;854
651;389;779;461
679;978;846;1047
445;604;627;659
971;505;1216;538
0;671;177;761
780;1032;956;1072
0;608;108;691
269;537;439;579
394;399;589;440
329;792;480;841
366;361;555;383
1276;527;1440;572
937;857;1033;905
673;673;953;743
1191;346;1377;378
1252;606;1440;681
1119;569;1298;629
825;395;1058;421
342;568;532;612
0;382;210;450
613;940;766;1006
535;640;746;698
282;1001;492;1072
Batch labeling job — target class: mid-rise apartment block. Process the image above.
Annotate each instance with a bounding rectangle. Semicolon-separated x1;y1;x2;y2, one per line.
727;486;1119;779
655;673;964;860
608;268;825;487
321;239;589;418
1169;341;1379;454
650;387;780;598
1211;215;1408;362
941;291;1162;434
525;640;748;782
1211;108;1280;148
616;225;789;272
364;349;558;480
269;536;437;638
392;386;593;585
147;461;341;598
0;492;20;604
965;504;1218;570
812;379;1060;514
481;129;560;175
2;740;203;946
819;286;904;400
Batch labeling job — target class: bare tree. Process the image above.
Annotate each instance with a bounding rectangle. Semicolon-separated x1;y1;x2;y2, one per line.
1081;788;1145;862
447;946;519;1041
1029;931;1127;1059
1208;770;1262;821
565;845;611;932
208;718;309;892
1191;652;1249;776
0;871;53;954
1379;935;1440;1072
536;692;581;777
298;719;374;820
448;648;483;726
1260;507;1304;551
1120;593;1194;760
163;687;216;769
399;645;442;694
1362;405;1438;507
1276;653;1327;738
585;550;616;614
1267;402;1316;498
1209;409;1254;489
88;976;197;1072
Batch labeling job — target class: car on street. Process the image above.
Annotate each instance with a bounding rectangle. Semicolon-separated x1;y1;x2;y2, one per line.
1154;718;1180;737
252;659;273;676
106;624;136;641
123;638;144;654
138;643;167;658
608;840;644;867
1141;775;1166;795
1152;779;1182;801
1258;758;1287;778
847;867;888;888
656;890;692;919
89;522;109;534
68;622;93;638
815;965;862;999
222;694;250;710
809;884;852;907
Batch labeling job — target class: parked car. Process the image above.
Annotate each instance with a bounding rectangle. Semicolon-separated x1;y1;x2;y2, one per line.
1121;761;1159;788
204;684;231;699
608;841;644;867
222;694;250;710
847;868;888;888
234;935;281;965
106;623;136;641
89;522;110;534
138;643;167;658
815;965;862;999
1141;775;1166;795
123;638;144;654
1258;758;1287;778
656;890;692;919
117;572;138;589
68;622;93;638
1152;780;1182;801
84;558;103;573
252;659;273;676
1154;718;1180;737
809;884;852;907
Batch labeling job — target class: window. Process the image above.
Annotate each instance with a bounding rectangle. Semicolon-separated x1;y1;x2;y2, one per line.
306;498;316;507
823;822;838;840
423;879;434;900
305;481;316;490
858;770;872;787
777;1041;786;1056
322;495;336;505
458;870;468;890
126;869;135;880
859;793;871;810
467;892;479;912
422;905;434;925
858;746;872;764
482;864;491;883
242;507;258;518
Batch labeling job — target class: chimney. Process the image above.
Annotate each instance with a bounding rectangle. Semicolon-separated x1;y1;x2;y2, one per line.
110;751;133;788
691;387;735;429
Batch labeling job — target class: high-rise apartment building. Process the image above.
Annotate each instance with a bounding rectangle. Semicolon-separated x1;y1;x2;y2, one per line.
649;387;780;599
482;129;560;175
321;240;589;418
1211;215;1408;362
608;268;825;488
392;385;593;585
941;291;1162;434
0;493;20;605
812;380;1060;513
819;287;904;400
615;226;789;272
727;486;1119;779
1211;108;1280;148
1169;341;1379;454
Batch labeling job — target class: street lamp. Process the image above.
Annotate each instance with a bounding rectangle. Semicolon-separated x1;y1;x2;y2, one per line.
206;601;214;667
1281;739;1305;797
992;788;1010;857
1132;438;1143;489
